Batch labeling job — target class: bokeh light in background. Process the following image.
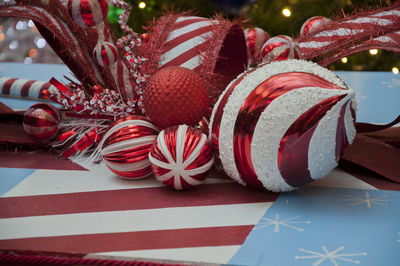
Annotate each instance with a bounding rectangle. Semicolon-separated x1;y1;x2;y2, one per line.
0;18;62;64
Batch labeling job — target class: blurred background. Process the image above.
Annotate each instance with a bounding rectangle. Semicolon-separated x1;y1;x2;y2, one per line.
1;0;399;72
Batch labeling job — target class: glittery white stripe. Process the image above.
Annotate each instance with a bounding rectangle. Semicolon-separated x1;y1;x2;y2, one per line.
308;94;353;180
344;99;357;144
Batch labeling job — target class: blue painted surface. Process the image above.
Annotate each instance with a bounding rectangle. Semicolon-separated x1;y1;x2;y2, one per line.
0;168;35;196
230;186;400;266
336;71;400;125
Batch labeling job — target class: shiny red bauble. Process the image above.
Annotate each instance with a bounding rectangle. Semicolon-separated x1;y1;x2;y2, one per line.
23;103;61;140
100;115;159;179
149;125;214;190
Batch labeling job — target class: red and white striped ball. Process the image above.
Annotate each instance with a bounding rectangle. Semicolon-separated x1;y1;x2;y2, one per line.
93;42;118;67
100;115;159;179
210;60;356;192
260;35;302;63
68;0;108;28
149;125;214;190
300;16;332;36
244;27;270;65
23;103;61;140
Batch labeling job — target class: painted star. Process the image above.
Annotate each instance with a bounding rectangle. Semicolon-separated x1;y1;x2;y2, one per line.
254;214;311;232
341;191;393;208
295;246;367;266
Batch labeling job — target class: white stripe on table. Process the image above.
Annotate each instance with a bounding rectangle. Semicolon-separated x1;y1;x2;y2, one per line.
0;202;272;240
2;164;230;197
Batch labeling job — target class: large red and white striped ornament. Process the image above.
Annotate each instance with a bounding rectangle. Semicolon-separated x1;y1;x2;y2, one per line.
68;0;108;28
149;125;214;190
210;60;356;192
244;27;270;65
0;77;57;99
300;16;332;36
93;42;118;67
260;35;301;63
23;103;61;140
100;116;159;179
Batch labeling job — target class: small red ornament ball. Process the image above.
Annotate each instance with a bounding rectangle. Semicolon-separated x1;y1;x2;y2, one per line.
68;0;108;28
149;125;214;190
261;35;301;63
93;41;118;67
100;115;159;179
143;66;208;129
23;103;61;140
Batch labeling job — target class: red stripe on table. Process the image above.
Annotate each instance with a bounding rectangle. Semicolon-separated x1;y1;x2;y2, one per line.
0;150;88;171
20;80;36;97
1;78;17;95
0;225;253;254
0;182;278;218
163;25;215;51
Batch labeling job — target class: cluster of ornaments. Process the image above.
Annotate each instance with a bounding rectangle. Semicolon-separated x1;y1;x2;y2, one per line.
19;2;365;192
24;59;356;192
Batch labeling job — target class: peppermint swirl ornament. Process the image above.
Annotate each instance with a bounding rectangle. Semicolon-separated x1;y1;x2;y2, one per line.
68;0;108;28
300;16;332;36
93;41;118;67
23;103;61;140
210;60;357;192
260;35;301;63
149;125;214;190
100;115;159;179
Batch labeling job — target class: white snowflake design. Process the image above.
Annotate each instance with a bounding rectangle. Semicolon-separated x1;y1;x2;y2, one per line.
340;191;393;208
253;214;311;232
295;246;367;266
397;232;400;243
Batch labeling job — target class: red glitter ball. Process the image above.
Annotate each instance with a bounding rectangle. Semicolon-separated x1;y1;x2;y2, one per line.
143;66;208;129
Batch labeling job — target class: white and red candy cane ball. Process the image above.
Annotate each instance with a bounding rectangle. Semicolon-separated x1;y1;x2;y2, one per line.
210;60;356;192
68;0;108;28
260;35;301;63
23;103;61;140
93;42;118;67
244;27;270;65
149;125;214;190
100;115;159;179
300;16;332;36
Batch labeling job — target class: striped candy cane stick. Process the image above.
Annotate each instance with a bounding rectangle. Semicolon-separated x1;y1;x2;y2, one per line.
0;77;57;99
